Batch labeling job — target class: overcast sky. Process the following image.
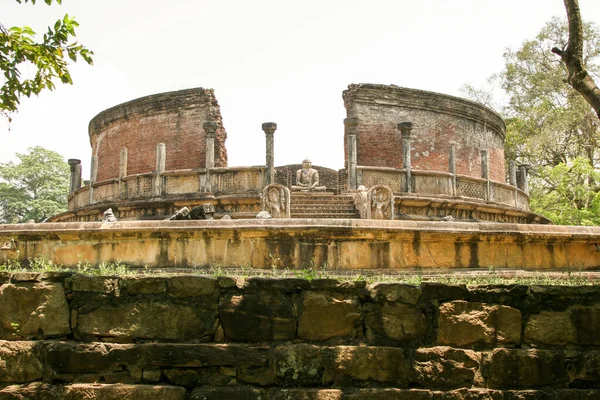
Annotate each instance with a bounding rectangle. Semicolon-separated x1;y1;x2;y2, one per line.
3;0;600;179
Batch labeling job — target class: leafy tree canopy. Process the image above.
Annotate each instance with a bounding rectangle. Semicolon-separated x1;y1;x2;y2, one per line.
0;0;93;122
0;146;69;223
461;17;600;225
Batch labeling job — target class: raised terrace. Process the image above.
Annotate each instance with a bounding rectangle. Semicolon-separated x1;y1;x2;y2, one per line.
2;84;600;400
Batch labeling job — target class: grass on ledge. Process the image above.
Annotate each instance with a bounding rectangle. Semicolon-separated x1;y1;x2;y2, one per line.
0;255;598;286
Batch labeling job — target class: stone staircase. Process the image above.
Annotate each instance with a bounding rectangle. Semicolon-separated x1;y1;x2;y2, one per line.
290;192;359;219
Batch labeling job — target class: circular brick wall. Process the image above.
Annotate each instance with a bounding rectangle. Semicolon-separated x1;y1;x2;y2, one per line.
343;84;507;182
89;88;228;182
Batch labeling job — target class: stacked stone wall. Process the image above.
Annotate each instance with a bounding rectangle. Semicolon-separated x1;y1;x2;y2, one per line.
89;88;228;182
1;272;599;399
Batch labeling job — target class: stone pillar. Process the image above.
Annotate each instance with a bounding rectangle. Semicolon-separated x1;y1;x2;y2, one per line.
154;143;166;197
449;145;456;197
119;147;128;179
262;122;277;185
509;161;517;186
344;117;359;190
68;159;82;195
481;149;490;201
519;164;530;194
89;155;98;204
398;122;413;193
119;147;128;199
203;121;217;170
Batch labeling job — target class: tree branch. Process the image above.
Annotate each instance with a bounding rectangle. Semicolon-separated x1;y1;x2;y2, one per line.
554;0;600;119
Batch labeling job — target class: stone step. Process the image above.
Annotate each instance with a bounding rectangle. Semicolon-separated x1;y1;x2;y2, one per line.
291;205;356;211
291;213;359;218
291;198;354;203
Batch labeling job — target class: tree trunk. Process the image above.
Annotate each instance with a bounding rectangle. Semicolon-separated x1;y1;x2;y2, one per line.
552;0;600;119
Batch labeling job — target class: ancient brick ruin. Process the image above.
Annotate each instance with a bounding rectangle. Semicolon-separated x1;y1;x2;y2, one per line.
52;84;547;224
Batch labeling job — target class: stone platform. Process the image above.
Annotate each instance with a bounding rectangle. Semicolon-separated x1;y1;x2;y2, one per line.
1;219;600;269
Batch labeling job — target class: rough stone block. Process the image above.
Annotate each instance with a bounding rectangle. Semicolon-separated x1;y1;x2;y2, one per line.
443;388;504;399
437;301;521;346
0;341;43;383
190;387;267;400
162;368;234;387
525;306;600;345
219;292;296;342
271;389;343;400
344;389;434;399
555;390;600;399
412;347;480;389
367;283;422;305
482;348;568;388
62;384;186;400
44;342;141;380
121;277;167;295
274;344;325;386
70;275;119;294
327;346;411;386
366;303;427;343
141;343;268;368
0;282;70;339
0;383;61;400
297;292;361;341
571;351;600;388
168;276;218;298
74;301;217;341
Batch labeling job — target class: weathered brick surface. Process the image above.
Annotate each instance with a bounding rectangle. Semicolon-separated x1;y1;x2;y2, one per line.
89;88;227;182
343;84;506;182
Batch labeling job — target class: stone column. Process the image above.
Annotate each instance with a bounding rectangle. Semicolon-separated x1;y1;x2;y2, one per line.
89;155;98;204
398;122;413;193
344;117;359;190
68;159;82;195
509;161;517;186
202;122;218;193
262;122;277;185
519;164;530;194
481;149;490;201
203;121;217;170
449;145;456;197
154;143;166;197
119;147;128;199
119;147;128;179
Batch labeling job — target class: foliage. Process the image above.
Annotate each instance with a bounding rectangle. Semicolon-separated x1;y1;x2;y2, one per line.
529;157;600;225
0;0;93;122
501;17;600;168
463;17;600;225
0;146;69;223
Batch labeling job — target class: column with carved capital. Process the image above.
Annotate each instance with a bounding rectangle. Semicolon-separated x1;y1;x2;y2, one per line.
344;117;359;190
262;122;277;185
68;159;82;195
398;122;413;193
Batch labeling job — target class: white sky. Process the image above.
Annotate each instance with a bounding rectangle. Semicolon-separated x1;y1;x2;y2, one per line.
2;0;600;179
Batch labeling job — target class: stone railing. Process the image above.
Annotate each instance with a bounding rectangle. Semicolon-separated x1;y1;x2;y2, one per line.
1;273;599;398
69;166;267;211
357;166;529;211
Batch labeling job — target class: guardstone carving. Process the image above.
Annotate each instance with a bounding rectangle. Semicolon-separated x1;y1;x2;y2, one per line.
354;185;370;219
261;184;291;218
368;185;394;220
